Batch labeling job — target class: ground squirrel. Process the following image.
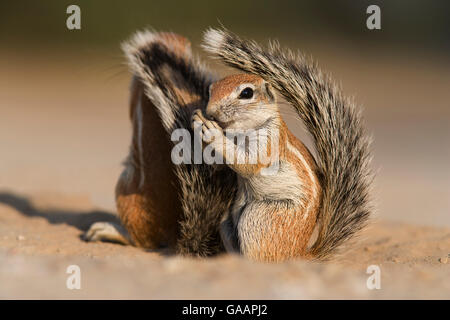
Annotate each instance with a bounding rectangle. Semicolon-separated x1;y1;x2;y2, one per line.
84;28;373;262
191;73;322;261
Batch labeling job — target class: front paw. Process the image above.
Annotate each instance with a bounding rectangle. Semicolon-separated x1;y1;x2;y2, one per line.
192;109;223;144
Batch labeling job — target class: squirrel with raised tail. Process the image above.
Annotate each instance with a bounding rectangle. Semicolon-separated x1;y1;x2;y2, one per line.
84;28;373;262
191;75;322;261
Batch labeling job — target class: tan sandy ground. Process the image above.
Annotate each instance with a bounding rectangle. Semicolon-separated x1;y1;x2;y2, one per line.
0;45;449;299
0;192;448;299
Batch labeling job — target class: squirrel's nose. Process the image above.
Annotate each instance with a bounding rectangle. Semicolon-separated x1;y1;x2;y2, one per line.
205;104;218;120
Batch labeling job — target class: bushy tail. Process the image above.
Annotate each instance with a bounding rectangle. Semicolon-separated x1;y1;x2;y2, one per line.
123;30;237;256
203;28;373;259
122;30;214;131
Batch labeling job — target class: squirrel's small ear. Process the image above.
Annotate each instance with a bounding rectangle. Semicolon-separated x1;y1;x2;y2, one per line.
264;82;275;102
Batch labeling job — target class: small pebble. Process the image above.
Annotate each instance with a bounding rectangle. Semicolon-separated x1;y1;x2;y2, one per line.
17;235;25;241
438;256;448;264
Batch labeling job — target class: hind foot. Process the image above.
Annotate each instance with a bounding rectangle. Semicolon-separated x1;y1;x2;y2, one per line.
83;221;131;245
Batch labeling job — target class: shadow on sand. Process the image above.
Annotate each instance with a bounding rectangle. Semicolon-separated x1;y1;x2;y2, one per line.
0;191;176;254
0;191;119;232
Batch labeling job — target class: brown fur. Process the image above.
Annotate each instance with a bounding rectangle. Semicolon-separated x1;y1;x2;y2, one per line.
209;74;263;105
200;73;322;262
112;27;370;262
116;77;182;249
244;120;322;261
117;31;236;256
117;33;207;249
267;121;322;261
203;28;373;260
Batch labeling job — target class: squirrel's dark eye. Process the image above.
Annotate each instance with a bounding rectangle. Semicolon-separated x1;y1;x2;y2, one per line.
238;87;254;99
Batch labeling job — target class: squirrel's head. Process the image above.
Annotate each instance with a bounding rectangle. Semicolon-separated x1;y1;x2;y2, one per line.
206;74;277;130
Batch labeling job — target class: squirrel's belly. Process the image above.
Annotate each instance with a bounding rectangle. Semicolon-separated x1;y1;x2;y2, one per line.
242;161;306;207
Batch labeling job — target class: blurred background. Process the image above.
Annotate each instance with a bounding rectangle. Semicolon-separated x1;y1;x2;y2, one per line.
0;0;449;226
